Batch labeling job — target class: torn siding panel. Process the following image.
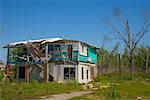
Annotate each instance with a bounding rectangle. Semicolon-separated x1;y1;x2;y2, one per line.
30;65;42;81
79;43;88;56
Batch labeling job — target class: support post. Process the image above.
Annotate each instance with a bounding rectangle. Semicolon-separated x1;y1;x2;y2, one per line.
44;45;49;82
25;65;30;82
44;63;49;82
7;48;10;65
16;66;19;82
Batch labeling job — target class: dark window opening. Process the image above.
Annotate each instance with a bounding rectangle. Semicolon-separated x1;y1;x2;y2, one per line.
23;48;27;51
64;68;75;80
48;45;54;53
82;67;84;80
55;45;60;51
87;70;88;79
67;45;73;60
29;57;33;61
19;67;25;79
49;74;54;81
87;49;88;55
82;45;84;52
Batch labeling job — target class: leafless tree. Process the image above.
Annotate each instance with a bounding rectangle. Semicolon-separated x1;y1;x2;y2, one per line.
107;7;150;77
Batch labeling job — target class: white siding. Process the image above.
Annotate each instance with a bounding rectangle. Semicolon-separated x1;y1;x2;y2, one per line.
49;64;77;83
49;62;95;83
77;63;92;83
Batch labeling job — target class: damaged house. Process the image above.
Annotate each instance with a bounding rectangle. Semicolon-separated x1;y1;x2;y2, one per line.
4;38;97;83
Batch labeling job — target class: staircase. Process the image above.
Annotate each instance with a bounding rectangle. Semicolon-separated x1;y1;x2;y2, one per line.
25;42;50;82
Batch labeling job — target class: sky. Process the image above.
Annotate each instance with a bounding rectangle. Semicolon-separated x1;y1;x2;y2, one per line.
0;0;150;63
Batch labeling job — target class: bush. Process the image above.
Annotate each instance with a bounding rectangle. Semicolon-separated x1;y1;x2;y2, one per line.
0;71;4;82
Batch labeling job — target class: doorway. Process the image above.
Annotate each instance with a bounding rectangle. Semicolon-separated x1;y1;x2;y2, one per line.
19;67;25;79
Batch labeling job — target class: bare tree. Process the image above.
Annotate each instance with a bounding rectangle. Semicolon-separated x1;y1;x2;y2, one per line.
107;7;150;77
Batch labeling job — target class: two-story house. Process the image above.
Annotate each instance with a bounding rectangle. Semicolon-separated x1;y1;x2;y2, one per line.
4;38;97;83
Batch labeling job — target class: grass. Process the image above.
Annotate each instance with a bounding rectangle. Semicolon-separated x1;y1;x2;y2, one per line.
0;72;149;100
70;73;150;100
0;81;82;100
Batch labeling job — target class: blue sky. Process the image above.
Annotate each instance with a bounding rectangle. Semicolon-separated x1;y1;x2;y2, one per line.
0;0;150;63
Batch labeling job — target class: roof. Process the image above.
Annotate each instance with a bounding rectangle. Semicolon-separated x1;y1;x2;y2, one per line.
0;65;5;68
0;61;5;68
4;38;63;48
4;37;97;48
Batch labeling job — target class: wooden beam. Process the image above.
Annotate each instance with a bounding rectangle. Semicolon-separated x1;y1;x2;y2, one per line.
7;48;10;65
25;65;30;82
44;63;49;82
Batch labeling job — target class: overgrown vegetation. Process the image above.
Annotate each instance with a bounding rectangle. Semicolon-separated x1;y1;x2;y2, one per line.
70;74;150;100
0;81;82;100
97;44;150;76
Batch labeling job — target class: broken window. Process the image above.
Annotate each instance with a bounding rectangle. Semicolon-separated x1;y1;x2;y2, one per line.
64;68;75;80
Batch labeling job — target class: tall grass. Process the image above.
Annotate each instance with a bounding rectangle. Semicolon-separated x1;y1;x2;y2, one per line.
70;73;150;100
95;73;150;83
0;81;81;100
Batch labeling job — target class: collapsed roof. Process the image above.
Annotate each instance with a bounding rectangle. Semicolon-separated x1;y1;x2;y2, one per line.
4;37;97;48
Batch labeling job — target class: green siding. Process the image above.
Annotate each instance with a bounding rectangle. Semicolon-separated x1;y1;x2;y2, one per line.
72;51;78;61
51;51;79;61
62;52;67;61
88;48;97;63
78;47;97;64
49;47;97;64
79;55;87;62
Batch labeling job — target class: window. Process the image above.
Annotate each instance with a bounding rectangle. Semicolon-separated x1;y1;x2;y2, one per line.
87;70;88;79
64;68;75;80
87;49;89;57
23;48;27;51
82;45;84;52
48;45;54;51
81;67;84;80
55;45;60;51
67;45;73;60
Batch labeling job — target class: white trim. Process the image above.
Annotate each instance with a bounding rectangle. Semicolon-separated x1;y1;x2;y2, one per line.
79;62;96;66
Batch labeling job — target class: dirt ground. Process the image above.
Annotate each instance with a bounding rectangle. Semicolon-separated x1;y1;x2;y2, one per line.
39;91;93;100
